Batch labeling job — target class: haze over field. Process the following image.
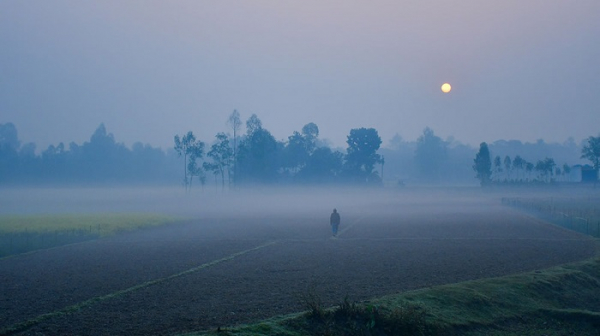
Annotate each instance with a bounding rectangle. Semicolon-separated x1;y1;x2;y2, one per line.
0;185;585;218
2;1;599;150
0;186;486;216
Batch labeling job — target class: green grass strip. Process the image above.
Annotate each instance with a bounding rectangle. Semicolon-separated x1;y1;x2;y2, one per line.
0;240;277;336
0;213;181;236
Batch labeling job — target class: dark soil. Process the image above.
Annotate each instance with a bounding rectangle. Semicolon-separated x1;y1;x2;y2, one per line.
1;203;597;336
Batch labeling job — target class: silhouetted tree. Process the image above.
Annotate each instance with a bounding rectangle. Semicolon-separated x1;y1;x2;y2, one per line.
512;155;525;181
535;157;555;182
227;110;242;185
174;131;204;190
0;123;23;183
525;161;534;181
297;147;344;183
581;135;600;181
203;133;233;190
503;155;512;180
344;127;382;183
414;127;447;181
282;131;309;174
301;122;319;152
81;124;130;181
187;152;205;189
0;123;20;151
493;155;502;180
246;114;262;135
473;142;492;186
282;123;321;176
237;115;279;183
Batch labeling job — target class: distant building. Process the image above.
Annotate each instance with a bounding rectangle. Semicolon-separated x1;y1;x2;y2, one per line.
572;164;598;183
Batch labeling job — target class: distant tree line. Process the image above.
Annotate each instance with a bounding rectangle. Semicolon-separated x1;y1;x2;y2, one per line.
0;122;179;185
1;117;596;187
381;129;592;186
473;135;600;186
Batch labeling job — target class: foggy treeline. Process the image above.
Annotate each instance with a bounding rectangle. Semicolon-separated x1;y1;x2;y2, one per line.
0;117;591;187
383;133;587;185
0;123;180;185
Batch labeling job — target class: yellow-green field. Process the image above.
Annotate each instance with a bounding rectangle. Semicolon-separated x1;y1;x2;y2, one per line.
0;213;182;236
0;213;184;258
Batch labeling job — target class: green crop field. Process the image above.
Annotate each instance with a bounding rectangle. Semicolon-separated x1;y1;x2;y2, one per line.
0;213;182;258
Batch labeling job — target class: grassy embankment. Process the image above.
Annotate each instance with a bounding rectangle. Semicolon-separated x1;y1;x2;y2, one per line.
0;213;181;258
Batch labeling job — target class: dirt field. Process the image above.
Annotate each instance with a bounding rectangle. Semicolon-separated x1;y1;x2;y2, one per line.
1;192;598;335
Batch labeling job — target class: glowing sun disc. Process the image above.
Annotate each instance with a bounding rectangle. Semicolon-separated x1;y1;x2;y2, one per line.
441;83;452;93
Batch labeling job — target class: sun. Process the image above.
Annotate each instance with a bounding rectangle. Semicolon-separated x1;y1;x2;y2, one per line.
441;83;452;93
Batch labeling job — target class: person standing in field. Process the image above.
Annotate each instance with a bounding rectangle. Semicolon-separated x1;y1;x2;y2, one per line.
330;208;341;237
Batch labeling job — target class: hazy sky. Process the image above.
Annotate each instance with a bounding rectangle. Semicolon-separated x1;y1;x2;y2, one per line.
2;1;599;151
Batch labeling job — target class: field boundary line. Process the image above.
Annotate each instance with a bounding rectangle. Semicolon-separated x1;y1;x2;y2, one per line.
0;240;277;336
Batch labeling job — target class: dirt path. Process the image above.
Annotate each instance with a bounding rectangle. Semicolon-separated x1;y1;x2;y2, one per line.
1;205;597;335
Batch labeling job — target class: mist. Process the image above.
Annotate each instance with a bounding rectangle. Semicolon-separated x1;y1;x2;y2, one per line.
0;184;582;219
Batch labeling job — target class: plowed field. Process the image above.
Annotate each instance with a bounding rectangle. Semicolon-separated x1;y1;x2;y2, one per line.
1;198;597;335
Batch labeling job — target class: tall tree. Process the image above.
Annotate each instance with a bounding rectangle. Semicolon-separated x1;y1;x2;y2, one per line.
473;142;492;186
512;155;525;180
246;114;262;135
237;115;279;183
203;133;233;190
0;122;20;151
493;155;502;180
301;122;319;153
525;161;534;181
344;127;382;183
535;157;555;183
298;147;344;183
187;149;205;189
581;135;600;180
0;123;20;182
283;131;309;173
174;131;204;190
82;124;129;181
414;127;447;181
282;123;320;175
227;110;242;185
503;155;512;181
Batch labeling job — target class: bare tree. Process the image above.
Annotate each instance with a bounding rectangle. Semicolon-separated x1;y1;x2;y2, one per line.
203;133;233;191
227;110;242;186
174;131;204;191
503;155;512;181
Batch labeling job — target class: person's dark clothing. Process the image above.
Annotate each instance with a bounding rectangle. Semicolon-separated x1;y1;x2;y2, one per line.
330;211;340;225
330;210;341;236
